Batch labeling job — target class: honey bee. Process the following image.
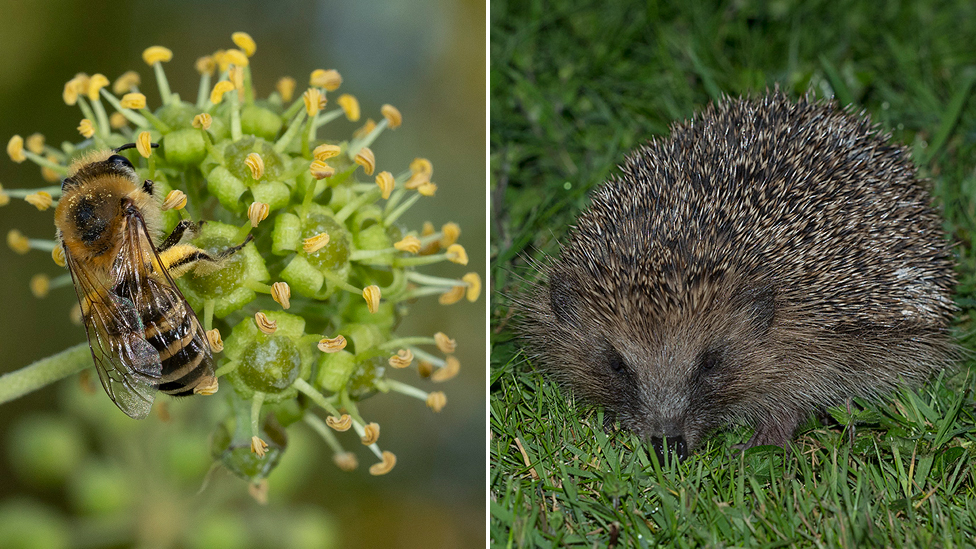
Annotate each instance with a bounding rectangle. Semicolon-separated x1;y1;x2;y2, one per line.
54;144;250;419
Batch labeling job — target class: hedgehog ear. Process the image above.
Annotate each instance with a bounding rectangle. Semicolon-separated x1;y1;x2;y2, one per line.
548;272;581;328
731;283;776;335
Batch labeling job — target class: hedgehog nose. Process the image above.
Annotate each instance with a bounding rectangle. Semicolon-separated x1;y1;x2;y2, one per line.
650;435;688;463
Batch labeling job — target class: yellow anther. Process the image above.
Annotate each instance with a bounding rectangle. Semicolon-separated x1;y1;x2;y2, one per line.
326;414;352;432
360;422;380;445
87;74;109;101
313;143;341;161
212;49;229;72
228;65;245;94
231;32;257;57
7;135;25;163
136;131;153;158
30;274;50;298
109;112;128;129
463;272;481;302
276;77;296;102
7;230;30;254
381;104;402;129
25;134;44;155
422;221;435;237
353;119;376;139
375;171;394;200
62;81;79;106
431;356;460;382
333;452;358;472
77;119;95;139
309;68;342;91
303;88;323;117
247;201;269;227
120;92;147;110
354;147;375;176
195;56;216;75
438;285;465;305
0;185;8;207
417;182;437;196
206;329;224;353
434;332;456;354
405;171;429;190
389;349;414;369
41;156;62;183
303;232;330;254
194;376;219;395
446;244;468;265
410;157;433;177
192;113;212;130
112;71;141;95
223;48;249;67
254;311;277;334
318;335;347;353
394;235;421;254
210;81;235;104
70;304;83;326
440;222;461;247
426;391;447;412
309;160;335;180
162;190;187;211
363;285;381;314
271;281;291;309
51;246;66;268
250;436;269;458
142;46;173;65
337;94;361;122
369;451;397;476
245;152;264;180
25;191;52;211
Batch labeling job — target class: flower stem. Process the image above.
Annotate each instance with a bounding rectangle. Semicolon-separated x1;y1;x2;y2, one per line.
0;343;90;406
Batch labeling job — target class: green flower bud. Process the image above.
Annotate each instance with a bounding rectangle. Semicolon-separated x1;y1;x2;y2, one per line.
279;254;325;296
207;166;247;211
211;415;286;483
272;212;302;254
224;311;313;403
155;100;199;129
251;180;291;210
241;104;283;140
303;207;351;271
343;323;385;354
224;136;285;182
161;128;207;165
316;349;356;393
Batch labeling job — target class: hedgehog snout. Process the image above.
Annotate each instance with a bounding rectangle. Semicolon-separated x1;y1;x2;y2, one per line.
650;435;688;463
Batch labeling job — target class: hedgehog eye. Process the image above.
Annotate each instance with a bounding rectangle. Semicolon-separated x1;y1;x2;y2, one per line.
697;348;722;375
607;348;628;374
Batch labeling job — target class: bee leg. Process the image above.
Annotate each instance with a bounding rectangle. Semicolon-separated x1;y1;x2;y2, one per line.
159;234;254;279
158;220;200;252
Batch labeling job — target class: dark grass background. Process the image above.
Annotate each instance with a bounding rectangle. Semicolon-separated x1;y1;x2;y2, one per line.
491;0;976;546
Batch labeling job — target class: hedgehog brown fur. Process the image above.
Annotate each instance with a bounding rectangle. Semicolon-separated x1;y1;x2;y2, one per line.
520;91;959;460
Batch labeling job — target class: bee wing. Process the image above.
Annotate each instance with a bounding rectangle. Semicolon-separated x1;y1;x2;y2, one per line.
65;248;161;420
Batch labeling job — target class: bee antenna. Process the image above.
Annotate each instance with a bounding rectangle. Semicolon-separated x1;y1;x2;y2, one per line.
114;142;160;153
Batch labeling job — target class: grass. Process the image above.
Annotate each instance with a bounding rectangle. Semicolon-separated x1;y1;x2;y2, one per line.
490;0;976;546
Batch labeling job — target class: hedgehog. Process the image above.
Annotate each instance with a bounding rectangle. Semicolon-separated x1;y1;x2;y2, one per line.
519;91;959;461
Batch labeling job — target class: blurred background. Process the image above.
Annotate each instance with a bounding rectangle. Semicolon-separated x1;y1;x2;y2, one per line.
0;1;485;548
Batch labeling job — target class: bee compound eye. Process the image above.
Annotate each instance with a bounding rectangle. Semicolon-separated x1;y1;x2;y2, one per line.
107;154;134;170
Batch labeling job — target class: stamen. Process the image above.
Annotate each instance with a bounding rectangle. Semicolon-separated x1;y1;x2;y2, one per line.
223;49;249;68
192;113;212;130
206;329;224;353
353;119;376;139
411;157;433;177
309;160;335;180
375;171;394;200
426;391;447;412
0;186;8;207
77;119;95;139
434;332;456;353
438;286;465;305
440;223;461;247
334;452;358;472
120;93;147;110
62;82;79;106
87;74;109;101
210;81;234;105
162;190;187;211
312;143;341;161
431;356;460;382
245;152;264;180
303;88;323;117
381;104;402;129
271;281;291;309
369;451;397;476
7;135;25;163
362;285;381;313
446;244;468;265
337;94;360;121
417;182;437;196
136;131;153;158
142;46;173;65
310;69;342;91
418;361;434;378
394;235;421;253
388;349;414;369
195;56;216;76
303;232;330;254
276;77;296;102
254;311;277;334
7;230;30;254
318;335;347;353
248;480;269;504
25;134;44;154
463;273;481;302
30;274;50;298
194;377;219;395
326;414;352;431
248;201;269;227
51;246;65;267
355;147;375;176
360;422;380;445
25;191;53;211
250;436;269;458
232;32;257;57
112;71;141;95
41;155;63;183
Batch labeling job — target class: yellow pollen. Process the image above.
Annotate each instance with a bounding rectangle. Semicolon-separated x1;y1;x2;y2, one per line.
223;48;249;67
318;335;347;353
142;45;173;65
394;235;421;254
112;71;141;95
194;376;219;395
303;232;330;254
120;93;147;110
446;244;468;265
360;422;380;445
206;329;224;353
62;82;79;106
248;201;269;227
25;133;44;155
426;391;447;412
431;356;460;382
69;304;83;326
52;245;66;267
310;68;342;91
0;185;8;207
77;119;95;139
422;221;435;236
195;56;216;75
192;113;212;130
228;66;245;97
438;285;465;305
254;312;277;334
109;112;128;129
210;81;235;105
434;332;456;353
437;224;459;249
417;182;437;196
462;273;482;302
250;436;269;458
245;152;264;180
87;73;109;101
369;451;397;476
231;32;257;57
25;191;53;211
309;160;335;180
162;190;187;211
410;157;433;177
136;131;153;158
353;119;376;138
276;77;296;102
7;135;25;163
389;349;414;369
313;143;341;161
337;94;361;122
405;172;429;190
333;452;358;472
271;281;291;309
69;73;89;94
30;274;50;298
213;49;229;72
362;285;381;314
381;104;402;129
375;171;395;200
326;414;352;431
7;230;30;255
303;88;323;117
355;147;375;176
